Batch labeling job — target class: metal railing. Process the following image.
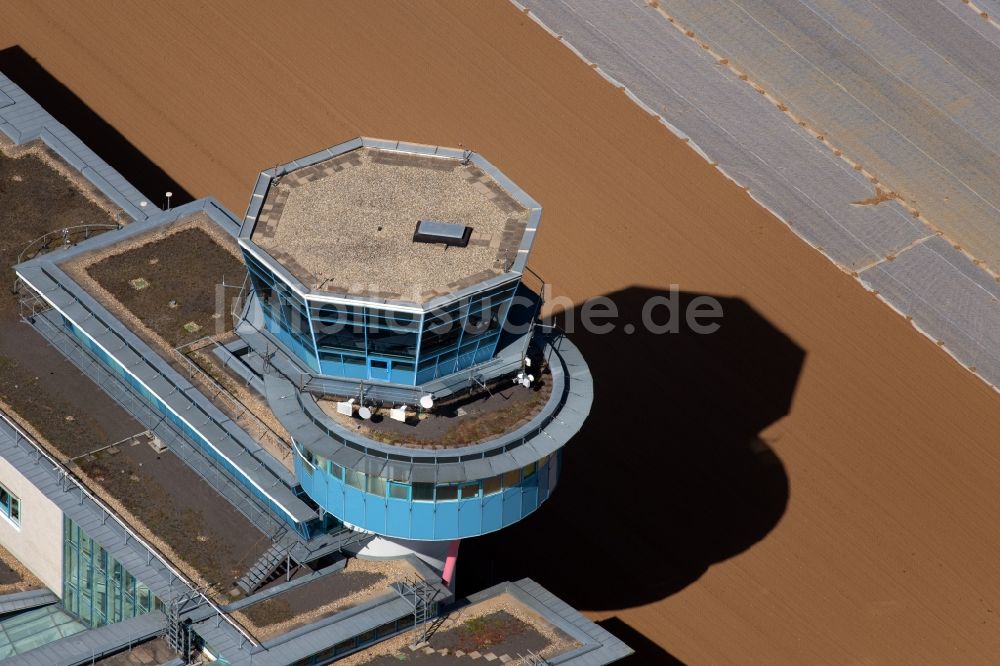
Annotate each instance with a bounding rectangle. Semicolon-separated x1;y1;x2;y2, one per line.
16;222;121;266
174;335;292;460
23;266;303;527
0;408;261;648
289;331;572;467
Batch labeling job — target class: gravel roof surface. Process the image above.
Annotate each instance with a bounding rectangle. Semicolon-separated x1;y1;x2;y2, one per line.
252;148;528;302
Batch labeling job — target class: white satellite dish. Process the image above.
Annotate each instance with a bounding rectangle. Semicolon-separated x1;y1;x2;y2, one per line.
419;394;434;410
359;406;372;420
527;374;535;383
524;357;532;367
521;378;531;388
389;406;407;422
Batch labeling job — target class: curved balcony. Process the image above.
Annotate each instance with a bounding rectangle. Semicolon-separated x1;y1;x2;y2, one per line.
267;331;592;540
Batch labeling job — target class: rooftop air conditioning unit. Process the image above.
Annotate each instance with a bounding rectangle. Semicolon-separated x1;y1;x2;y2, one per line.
413;219;472;248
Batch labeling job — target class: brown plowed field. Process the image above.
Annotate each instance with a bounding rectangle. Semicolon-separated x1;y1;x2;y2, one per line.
3;2;1000;662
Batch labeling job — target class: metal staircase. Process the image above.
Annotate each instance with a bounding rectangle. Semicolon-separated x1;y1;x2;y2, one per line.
166;592;201;663
395;576;441;644
236;540;295;594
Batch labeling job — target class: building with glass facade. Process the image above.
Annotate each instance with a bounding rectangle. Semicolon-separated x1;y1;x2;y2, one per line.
244;139;595;548
62;517;159;629
0;71;627;664
238;138;536;388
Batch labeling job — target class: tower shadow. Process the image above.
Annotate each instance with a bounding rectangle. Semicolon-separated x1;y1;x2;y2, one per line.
0;45;193;205
459;287;804;611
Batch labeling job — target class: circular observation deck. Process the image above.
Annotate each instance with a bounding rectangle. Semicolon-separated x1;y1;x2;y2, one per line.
264;332;591;541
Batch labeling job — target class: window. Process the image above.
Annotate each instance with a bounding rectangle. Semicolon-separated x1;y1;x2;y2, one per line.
435;484;458;501
412;483;435;501
367;326;418;359
0;483;20;526
346;469;365;490
502;469;521;488
483;475;502;496
389;483;410;500
459;482;481;499
367;476;387;497
522;462;537;479
62;516;156;628
343;355;366;368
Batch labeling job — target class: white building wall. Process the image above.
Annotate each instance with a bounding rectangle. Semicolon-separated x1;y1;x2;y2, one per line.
0;456;63;595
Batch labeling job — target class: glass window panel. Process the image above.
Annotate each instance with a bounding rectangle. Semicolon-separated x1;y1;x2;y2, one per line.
483;476;502;496
412;483;435;501
459;482;481;499
435;484;458;501
420;322;463;356
523;462;537;478
343;355;366;368
366;326;418;358
315;322;367;353
389;483;409;500
370;310;418;330
503;469;521;488
315;303;365;325
367;476;387;497
346;469;365;490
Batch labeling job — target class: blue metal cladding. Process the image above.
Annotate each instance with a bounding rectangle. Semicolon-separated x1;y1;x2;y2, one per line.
294;446;560;540
242;248;519;386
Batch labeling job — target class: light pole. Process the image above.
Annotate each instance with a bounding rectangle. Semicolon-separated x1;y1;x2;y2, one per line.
165;191;173;211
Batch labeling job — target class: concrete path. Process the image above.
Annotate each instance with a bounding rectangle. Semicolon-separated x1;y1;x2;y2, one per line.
517;0;1000;389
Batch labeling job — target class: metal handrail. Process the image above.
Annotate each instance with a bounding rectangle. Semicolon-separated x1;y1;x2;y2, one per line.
173;337;292;458
0;408;261;647
27;264;302;525
16;223;121;266
290;331;572;467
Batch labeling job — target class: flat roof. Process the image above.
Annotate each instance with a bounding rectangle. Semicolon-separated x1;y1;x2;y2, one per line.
250;146;530;303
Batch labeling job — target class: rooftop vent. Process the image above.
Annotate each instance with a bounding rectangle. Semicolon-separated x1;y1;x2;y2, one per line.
413;219;472;248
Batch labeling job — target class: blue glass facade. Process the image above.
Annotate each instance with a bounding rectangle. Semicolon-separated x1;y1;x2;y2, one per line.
62;516;159;628
294;444;559;540
243;249;518;386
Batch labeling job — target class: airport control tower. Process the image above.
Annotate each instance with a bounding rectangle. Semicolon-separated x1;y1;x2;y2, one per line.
235;138;592;583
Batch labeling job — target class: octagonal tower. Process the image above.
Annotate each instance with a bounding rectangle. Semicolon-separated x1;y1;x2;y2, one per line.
235;139;590;581
238;137;538;389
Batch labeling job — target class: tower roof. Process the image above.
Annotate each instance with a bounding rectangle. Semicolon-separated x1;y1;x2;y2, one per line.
240;138;540;306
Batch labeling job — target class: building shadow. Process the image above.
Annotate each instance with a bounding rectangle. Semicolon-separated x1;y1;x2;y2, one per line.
0;45;193;205
597;617;685;664
459;287;804;611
